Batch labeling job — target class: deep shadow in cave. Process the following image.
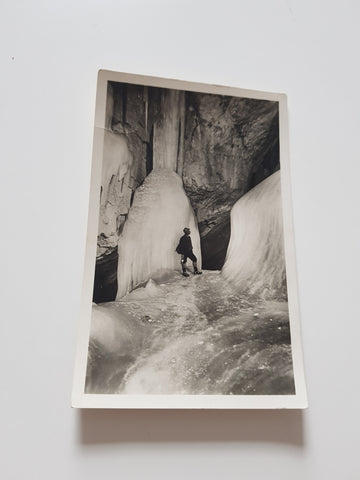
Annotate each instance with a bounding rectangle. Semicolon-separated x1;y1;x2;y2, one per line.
199;214;231;270
93;247;118;303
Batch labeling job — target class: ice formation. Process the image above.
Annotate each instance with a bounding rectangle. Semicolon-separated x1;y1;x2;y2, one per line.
98;130;133;248
85;303;148;393
89;303;145;355
153;90;185;171
86;271;294;395
222;171;287;299
116;169;201;299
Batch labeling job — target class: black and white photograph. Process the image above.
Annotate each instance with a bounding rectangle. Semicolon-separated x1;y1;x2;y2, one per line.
6;1;360;477
72;71;307;408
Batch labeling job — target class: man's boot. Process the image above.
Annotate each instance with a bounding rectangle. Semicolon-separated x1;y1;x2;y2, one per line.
193;262;202;275
182;263;189;277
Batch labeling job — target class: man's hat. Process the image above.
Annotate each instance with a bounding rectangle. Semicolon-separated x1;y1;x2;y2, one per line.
183;227;190;234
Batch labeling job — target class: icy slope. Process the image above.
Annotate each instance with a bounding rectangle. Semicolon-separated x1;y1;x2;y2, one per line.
85;303;148;393
85;271;294;395
222;171;287;299
116;169;201;298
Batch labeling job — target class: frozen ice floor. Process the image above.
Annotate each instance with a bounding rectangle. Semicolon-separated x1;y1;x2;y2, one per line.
86;270;295;395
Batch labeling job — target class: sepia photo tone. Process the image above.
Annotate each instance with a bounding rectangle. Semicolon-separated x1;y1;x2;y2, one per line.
83;75;297;398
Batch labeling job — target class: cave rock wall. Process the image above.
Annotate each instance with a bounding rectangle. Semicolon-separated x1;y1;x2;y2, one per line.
183;93;280;269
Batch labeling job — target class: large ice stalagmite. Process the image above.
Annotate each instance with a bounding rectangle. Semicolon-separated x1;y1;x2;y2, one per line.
116;169;201;299
222;171;287;299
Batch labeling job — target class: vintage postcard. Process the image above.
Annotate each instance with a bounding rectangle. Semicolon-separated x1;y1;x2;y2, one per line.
72;70;307;408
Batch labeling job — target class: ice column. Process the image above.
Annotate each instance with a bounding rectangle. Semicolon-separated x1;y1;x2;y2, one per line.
116;169;201;298
153;90;185;172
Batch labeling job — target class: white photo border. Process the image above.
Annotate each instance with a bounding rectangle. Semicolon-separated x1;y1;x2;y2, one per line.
71;70;308;409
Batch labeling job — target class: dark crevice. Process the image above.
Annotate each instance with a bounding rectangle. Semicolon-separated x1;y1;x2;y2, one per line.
146;125;154;175
93;247;118;303
200;213;231;270
130;189;135;207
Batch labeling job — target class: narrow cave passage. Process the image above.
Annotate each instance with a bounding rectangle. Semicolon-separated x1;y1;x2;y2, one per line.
198;214;231;270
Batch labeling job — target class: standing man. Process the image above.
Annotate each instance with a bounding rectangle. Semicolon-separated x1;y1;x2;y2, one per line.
176;227;202;277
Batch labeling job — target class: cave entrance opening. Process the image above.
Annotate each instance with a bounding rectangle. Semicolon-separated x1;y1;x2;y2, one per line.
198;214;231;271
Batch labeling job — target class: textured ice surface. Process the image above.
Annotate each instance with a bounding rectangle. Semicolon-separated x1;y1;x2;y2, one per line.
98;130;133;249
85;271;294;395
222;171;287;299
116;168;201;298
85;303;148;393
